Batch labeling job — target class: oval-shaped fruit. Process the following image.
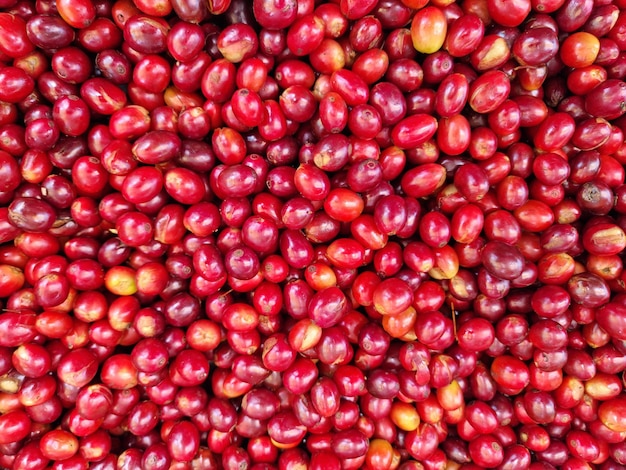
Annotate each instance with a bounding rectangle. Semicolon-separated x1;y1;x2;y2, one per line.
391;114;438;149
599;397;626;432
585;79;626;119
468;70;511;114
411;6;447;54
596;302;626;341
401;164;446;199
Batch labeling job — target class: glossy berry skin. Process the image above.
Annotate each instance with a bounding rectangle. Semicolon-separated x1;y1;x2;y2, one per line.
3;1;626;468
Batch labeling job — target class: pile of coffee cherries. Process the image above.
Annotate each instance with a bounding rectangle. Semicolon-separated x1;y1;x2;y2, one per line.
1;0;626;468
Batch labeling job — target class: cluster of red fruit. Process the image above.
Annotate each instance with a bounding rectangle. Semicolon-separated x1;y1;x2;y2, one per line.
1;0;626;468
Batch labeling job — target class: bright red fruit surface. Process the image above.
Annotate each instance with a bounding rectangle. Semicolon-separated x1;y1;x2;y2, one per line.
1;0;626;469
